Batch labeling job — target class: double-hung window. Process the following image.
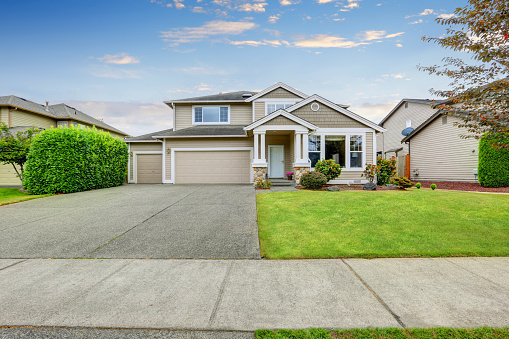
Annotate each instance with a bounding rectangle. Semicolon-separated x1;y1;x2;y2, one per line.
266;103;294;115
308;135;321;167
193;106;230;124
308;134;365;169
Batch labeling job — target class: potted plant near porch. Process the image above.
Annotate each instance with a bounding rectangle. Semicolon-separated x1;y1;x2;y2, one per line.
286;172;294;180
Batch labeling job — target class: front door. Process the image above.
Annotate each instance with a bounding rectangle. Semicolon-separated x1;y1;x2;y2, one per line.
269;145;284;178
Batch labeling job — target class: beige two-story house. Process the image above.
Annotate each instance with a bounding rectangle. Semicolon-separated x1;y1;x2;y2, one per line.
0;95;128;185
126;83;386;185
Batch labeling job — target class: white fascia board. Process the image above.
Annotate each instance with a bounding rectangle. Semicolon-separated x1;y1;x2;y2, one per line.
254;125;309;132
286;95;386;132
152;135;247;138
165;100;246;104
244;109;317;130
245;82;308;102
125;140;163;143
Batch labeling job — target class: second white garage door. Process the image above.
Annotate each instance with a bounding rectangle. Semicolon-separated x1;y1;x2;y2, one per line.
175;151;251;184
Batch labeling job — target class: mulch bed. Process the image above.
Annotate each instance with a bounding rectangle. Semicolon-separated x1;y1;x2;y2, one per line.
296;182;509;193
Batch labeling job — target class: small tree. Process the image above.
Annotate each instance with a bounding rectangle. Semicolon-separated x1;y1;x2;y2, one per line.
314;159;342;181
377;156;397;185
0;123;39;182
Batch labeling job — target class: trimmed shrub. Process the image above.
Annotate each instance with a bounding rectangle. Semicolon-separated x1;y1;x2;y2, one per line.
478;134;509;187
392;176;414;189
23;126;128;194
430;183;437;190
255;178;272;189
300;171;327;189
416;182;421;189
377;156;397;186
315;159;342;181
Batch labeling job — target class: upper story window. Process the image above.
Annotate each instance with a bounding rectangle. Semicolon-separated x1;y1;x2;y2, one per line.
406;120;412;128
266;102;294;115
193;106;230;124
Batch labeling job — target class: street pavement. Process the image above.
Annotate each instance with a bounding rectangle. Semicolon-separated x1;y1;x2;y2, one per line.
0;257;507;331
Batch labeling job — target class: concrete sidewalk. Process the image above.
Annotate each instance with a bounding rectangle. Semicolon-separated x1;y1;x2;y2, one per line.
0;258;508;331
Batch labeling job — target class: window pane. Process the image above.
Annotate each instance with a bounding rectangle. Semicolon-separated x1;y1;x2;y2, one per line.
350;152;362;168
308;135;320;152
284;103;293;109
220;107;228;122
350;135;362;151
325;136;345;167
203;107;219;122
275;104;285;111
195;107;203;122
267;104;276;114
309;152;320;167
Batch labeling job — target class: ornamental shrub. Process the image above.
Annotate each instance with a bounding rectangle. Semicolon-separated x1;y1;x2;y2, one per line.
430;183;437;190
314;159;342;181
23;126;128;194
415;182;421;189
392;176;414;189
377;156;397;186
478;134;509;187
255;178;272;189
300;171;327;189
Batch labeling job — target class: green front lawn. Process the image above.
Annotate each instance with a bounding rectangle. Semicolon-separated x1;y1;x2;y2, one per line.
257;190;509;259
255;327;509;339
0;188;52;206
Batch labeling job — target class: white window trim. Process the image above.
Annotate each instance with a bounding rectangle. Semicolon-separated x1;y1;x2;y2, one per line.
192;105;231;125
264;100;299;116
308;132;366;171
132;151;164;184
169;147;254;184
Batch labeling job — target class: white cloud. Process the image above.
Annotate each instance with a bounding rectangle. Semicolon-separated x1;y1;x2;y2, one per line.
64;101;171;137
230;39;282;47
268;14;280;23
405;8;436;18
409;19;423;24
376;3;381;6
382;73;405;79
192;6;206;13
395;43;403;47
97;53;140;65
174;0;185;9
90;66;142;79
438;13;454;19
237;2;267;12
344;2;359;9
160;20;258;45
280;0;299;5
360;30;404;41
333;18;345;21
316;0;334;3
385;32;404;38
294;34;368;48
349;101;399;124
195;83;212;91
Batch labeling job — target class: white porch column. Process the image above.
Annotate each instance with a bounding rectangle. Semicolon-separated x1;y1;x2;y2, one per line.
302;132;309;164
295;132;302;161
260;132;266;162
254;133;259;160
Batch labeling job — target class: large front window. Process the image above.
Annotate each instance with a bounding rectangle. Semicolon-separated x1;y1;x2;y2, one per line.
308;134;364;169
193;106;229;124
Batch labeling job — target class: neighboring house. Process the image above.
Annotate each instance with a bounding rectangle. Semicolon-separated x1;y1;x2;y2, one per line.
125;82;386;185
401;112;479;182
0;95;128;185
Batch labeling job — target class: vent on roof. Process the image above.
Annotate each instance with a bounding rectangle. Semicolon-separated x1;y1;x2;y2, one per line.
242;93;253;98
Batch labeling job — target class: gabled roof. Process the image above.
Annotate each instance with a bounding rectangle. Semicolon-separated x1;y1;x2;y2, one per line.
126;125;247;141
285;94;386;132
401;112;443;143
244;82;308;102
0;95;128;136
165;91;258;104
244;109;318;131
379;98;448;126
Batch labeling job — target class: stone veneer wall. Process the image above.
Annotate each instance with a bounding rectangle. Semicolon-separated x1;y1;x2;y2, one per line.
294;167;310;185
253;167;267;184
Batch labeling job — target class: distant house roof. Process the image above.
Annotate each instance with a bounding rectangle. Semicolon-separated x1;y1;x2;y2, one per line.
379;99;448;127
0;95;128;136
165;91;259;104
125;125;247;142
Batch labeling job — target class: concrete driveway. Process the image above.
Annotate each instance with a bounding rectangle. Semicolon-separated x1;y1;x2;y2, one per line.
0;185;260;259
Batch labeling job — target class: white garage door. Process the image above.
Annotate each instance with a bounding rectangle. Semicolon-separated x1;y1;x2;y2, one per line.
175;151;251;184
136;154;162;184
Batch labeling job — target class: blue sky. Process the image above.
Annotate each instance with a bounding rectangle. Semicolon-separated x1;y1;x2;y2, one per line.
1;0;464;136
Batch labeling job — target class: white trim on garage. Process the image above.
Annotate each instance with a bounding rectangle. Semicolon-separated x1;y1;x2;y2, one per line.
132;151;163;184
169;147;254;184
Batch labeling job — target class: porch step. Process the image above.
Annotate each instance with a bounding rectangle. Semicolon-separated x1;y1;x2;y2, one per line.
269;178;295;187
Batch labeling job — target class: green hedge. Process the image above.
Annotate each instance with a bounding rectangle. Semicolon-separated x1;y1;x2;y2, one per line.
23;127;128;194
478;134;509;188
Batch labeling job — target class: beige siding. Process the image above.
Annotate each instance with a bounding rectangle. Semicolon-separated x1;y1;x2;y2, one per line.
11;109;56;129
265;135;293;176
0;107;8;125
259;88;302;99
409;116;479;182
174;103;252;130
254;102;265;121
130;143;163;152
175;151;251;184
264;116;299;126
165;137;253;181
0;164;21;185
292;101;367;128
337;171;365;181
366;132;374;165
136;154;162;184
378;102;437;157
